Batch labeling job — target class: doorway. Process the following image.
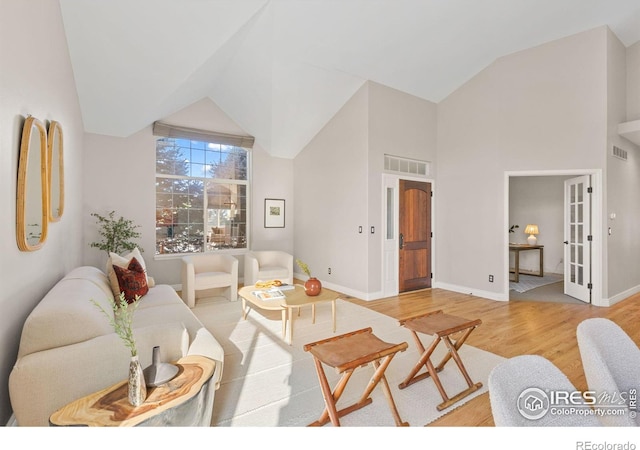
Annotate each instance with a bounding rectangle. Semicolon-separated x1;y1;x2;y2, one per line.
382;174;433;297
506;170;602;305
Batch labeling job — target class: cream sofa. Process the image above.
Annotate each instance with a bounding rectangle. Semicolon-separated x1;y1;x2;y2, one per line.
8;265;224;426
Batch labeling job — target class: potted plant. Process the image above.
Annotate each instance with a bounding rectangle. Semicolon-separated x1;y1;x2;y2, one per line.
296;259;322;296
90;210;143;255
92;293;146;406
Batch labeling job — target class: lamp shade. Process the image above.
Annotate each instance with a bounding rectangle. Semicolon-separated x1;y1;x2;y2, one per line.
524;224;539;235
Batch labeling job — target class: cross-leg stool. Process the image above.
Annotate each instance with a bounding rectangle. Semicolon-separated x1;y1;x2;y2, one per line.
303;327;409;427
398;310;482;411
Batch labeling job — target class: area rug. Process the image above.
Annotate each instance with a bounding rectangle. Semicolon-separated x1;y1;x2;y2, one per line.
509;273;563;293
192;295;506;427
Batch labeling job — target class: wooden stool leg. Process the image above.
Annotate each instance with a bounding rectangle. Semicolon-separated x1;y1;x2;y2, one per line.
398;332;440;389
310;360;355;427
372;359;409;427
442;335;482;391
310;357;342;426
433;327;474;371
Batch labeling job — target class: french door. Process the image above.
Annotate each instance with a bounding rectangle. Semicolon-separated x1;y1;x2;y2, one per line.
564;175;591;303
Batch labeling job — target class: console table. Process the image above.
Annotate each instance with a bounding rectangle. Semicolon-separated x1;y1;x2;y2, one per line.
49;355;215;426
509;244;544;283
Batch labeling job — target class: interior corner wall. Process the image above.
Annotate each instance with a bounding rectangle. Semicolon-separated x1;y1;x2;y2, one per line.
0;0;85;424
436;27;608;299
294;84;370;297
605;30;640;301
82;98;294;286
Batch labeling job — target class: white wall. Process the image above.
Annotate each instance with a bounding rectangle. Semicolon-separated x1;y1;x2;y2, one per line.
83;98;294;286
436;27;608;301
0;0;85;424
509;176;571;274
627;41;640;121
606;30;640;301
294;84;370;296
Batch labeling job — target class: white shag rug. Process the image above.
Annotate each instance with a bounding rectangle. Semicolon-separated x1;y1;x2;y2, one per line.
192;296;506;427
509;273;564;293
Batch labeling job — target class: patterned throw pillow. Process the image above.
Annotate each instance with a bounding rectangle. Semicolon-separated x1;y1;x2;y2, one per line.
107;247;147;297
113;257;149;303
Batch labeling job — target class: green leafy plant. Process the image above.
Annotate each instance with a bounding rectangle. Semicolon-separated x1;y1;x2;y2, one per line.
91;293;141;357
508;224;519;234
296;259;312;277
90;210;143;255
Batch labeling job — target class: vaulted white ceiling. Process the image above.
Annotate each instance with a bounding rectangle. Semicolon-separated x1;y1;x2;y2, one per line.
59;0;640;158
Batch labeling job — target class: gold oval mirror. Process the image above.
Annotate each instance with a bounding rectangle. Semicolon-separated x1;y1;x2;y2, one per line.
47;121;64;221
17;116;48;251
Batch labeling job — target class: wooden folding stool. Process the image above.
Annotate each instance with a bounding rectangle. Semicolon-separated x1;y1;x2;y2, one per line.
303;327;409;427
398;310;482;411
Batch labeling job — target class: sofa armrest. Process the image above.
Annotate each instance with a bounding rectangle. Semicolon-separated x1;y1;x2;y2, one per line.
9;323;189;426
187;327;225;389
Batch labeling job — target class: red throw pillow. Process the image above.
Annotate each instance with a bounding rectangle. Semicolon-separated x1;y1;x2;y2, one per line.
113;257;149;303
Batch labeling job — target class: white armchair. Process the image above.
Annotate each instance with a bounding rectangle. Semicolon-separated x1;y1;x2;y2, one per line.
181;253;238;307
576;318;640;426
244;251;293;286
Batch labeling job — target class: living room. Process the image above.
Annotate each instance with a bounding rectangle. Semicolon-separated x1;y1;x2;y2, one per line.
2;0;640;442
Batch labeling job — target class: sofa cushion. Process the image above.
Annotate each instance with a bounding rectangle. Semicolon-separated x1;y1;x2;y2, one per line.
113;257;148;303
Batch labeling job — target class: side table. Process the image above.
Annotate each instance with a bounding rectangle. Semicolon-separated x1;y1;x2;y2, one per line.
49;355;215;426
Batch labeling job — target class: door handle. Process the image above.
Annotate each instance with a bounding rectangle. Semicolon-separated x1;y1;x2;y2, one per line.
563;241;569;245
399;233;404;249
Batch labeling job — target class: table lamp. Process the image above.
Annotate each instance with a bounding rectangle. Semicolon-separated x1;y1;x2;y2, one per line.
525;224;539;245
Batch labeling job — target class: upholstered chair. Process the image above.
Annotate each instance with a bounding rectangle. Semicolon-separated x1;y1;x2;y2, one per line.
181;253;238;307
243;251;293;286
577;318;640;426
488;355;601;426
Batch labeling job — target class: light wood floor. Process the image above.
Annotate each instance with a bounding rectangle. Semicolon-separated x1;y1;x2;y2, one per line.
342;287;640;426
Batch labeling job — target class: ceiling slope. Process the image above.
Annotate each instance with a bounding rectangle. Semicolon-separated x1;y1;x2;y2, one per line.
59;0;640;158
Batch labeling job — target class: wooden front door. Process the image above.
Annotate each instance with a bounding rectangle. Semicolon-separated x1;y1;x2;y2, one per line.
399;180;432;292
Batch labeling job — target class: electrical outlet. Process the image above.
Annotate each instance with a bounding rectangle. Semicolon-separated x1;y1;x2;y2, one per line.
488;275;494;282
328;267;331;275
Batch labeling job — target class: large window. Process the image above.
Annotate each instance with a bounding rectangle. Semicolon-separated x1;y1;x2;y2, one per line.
154;124;251;255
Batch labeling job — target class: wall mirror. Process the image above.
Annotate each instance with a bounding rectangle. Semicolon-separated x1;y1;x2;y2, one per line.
17;116;49;251
47;120;64;221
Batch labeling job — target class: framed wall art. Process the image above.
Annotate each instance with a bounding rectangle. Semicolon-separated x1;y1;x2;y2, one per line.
264;198;285;228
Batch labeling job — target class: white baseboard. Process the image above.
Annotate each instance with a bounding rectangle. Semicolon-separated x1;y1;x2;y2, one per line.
433;281;509;302
604;284;640;307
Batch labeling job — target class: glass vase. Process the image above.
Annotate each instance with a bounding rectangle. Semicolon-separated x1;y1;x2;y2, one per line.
128;355;147;406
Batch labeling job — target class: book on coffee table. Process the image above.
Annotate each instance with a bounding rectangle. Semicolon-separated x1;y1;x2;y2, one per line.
278;284;295;291
253;289;286;301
